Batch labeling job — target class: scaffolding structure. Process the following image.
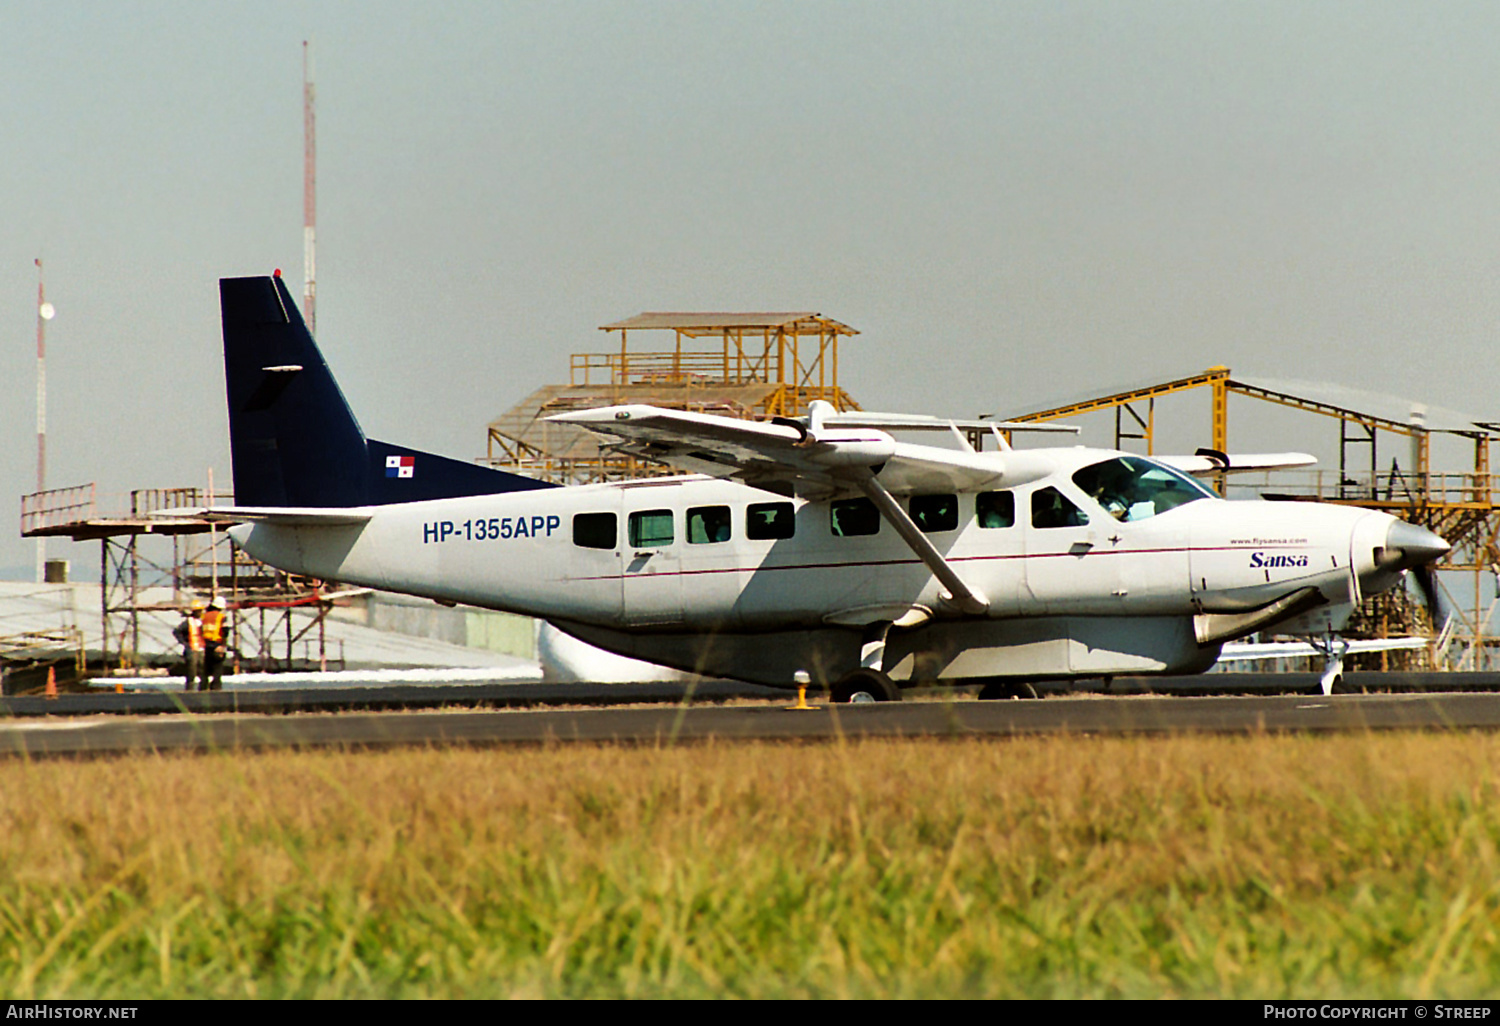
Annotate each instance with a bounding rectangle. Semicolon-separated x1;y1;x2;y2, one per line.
1006;367;1500;669
487;312;862;483
20;483;346;680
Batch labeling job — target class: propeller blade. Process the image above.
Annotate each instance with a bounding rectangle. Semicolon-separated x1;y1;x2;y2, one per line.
1412;563;1446;629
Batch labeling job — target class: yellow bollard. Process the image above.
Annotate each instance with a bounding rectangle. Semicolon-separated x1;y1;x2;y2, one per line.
785;670;819;711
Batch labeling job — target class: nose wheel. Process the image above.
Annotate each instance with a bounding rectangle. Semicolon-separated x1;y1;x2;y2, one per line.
1312;630;1349;696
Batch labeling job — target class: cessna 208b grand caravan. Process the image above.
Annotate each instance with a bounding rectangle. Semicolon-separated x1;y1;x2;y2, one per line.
203;274;1449;701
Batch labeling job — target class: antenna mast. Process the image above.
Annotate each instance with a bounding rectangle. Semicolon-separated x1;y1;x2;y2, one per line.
34;258;51;583
303;40;316;335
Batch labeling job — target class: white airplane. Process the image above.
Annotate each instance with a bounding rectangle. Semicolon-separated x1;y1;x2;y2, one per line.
202;273;1450;701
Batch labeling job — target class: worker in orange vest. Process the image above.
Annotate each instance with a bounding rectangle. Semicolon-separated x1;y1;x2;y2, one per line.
173;604;204;692
201;596;228;691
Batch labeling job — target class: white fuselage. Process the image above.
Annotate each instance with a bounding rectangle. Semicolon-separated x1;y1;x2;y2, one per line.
229;449;1402;687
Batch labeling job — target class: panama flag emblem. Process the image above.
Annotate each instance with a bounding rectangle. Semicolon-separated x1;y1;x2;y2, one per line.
386;455;416;479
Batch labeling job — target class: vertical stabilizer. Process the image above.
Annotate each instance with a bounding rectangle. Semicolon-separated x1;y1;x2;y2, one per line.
221;274;554;507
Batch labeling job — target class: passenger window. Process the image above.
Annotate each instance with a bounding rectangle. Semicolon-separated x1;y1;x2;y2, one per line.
975;491;1015;529
687;506;732;544
572;512;617;550
910;494;958;533
746;501;795;540
830;497;880;537
628;509;674;548
1031;487;1089;529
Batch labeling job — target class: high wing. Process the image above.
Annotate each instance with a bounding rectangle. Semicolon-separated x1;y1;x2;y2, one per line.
822;411;1080;437
548;402;1057;500
1155;450;1317;475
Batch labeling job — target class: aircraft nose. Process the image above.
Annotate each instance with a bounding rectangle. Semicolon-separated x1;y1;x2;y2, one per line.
1375;521;1450;573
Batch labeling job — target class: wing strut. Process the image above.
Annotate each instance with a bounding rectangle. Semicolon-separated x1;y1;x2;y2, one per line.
854;472;989;615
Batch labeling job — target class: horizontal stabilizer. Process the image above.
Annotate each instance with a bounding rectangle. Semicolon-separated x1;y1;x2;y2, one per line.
151;506;373;526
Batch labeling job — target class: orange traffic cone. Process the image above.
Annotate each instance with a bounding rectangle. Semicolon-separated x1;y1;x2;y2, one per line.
45;666;57;700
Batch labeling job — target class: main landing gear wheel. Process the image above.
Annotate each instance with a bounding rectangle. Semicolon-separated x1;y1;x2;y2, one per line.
977;680;1040;700
829;668;901;704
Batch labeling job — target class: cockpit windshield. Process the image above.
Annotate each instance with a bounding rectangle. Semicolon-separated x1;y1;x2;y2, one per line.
1071;456;1215;522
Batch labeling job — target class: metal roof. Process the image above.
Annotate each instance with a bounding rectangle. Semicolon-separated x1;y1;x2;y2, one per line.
1013;368;1495;437
1232;376;1493;436
600;312;857;336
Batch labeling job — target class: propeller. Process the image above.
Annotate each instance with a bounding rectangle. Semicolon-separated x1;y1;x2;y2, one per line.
1374;521;1451;638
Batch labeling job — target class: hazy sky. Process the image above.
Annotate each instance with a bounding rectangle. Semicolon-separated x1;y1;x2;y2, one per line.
4;1;1500;577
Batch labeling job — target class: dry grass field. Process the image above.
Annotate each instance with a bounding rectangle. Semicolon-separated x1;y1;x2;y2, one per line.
2;729;1499;998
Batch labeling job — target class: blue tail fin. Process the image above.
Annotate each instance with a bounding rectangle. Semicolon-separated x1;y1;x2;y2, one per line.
221;274;555;507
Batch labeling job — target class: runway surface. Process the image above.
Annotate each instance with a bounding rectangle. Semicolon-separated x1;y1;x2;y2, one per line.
5;690;1500;758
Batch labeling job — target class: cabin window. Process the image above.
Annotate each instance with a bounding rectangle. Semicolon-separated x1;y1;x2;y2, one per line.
910;493;958;533
572;512;617;550
628;509;674;548
746;502;795;540
688;506;732;544
1071;455;1214;522
975;491;1015;529
1031;487;1089;529
830;497;881;537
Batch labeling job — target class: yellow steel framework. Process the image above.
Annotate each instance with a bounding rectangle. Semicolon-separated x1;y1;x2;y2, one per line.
1007;368;1500;670
488;312;862;484
19;484;346;682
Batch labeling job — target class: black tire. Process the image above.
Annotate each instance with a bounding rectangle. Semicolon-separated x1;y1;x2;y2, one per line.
977;680;1040;700
830;668;901;704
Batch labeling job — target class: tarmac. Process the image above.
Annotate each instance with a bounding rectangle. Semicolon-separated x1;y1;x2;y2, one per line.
5;690;1500;758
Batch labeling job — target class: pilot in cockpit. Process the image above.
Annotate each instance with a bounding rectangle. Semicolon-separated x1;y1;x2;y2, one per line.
1086;462;1136;521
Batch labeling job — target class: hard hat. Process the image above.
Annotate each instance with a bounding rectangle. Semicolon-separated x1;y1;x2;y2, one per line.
190;601;205;611
209;596;226;609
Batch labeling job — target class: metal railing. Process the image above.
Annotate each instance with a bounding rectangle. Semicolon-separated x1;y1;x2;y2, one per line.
20;484;97;534
21;484;235;536
571;351;770;387
1222;470;1497;506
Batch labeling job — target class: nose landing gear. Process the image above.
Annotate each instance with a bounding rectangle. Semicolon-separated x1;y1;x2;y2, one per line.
1312;630;1348;696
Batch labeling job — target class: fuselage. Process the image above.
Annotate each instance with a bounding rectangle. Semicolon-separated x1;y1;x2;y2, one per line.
230;447;1405;642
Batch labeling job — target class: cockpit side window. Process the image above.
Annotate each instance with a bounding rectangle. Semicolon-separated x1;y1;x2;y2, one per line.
1072;456;1214;522
1031;487;1089;529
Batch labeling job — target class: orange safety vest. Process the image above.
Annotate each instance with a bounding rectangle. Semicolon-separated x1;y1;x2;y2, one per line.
201;608;225;645
183;617;204;651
